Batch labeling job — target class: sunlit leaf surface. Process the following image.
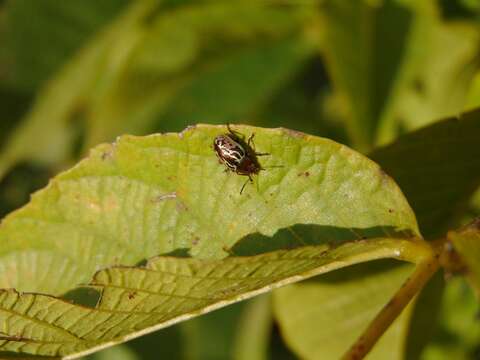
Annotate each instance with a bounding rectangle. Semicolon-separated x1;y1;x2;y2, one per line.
0;125;420;358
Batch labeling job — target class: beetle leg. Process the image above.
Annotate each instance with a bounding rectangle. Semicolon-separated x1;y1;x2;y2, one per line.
248;135;270;156
247;133;255;147
227;123;245;140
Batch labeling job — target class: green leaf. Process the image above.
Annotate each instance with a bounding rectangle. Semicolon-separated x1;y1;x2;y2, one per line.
320;0;480;149
0;125;422;357
448;218;480;295
0;0;157;180
319;0;415;149
376;2;480;143
1;0;129;92
233;295;272;360
0;125;419;294
84;343;139;360
153;37;314;133
0;239;424;356
0;239;424;359
371;108;480;238
180;302;245;360
422;277;480;360
273;261;415;360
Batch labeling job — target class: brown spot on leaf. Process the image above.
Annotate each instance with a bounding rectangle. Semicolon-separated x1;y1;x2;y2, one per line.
192;236;200;246
176;200;189;212
128;292;137;300
282;128;306;138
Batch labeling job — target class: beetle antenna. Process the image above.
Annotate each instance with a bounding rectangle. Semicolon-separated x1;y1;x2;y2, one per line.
240;179;248;194
240;175;253;194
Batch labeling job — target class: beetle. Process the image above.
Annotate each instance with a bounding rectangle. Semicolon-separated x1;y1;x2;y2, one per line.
213;124;269;194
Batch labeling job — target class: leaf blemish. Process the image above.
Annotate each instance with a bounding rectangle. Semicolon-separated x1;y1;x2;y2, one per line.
179;124;197;138
192;236;200;245
101;151;113;161
282;128;306;138
151;192;177;202
176;200;189;212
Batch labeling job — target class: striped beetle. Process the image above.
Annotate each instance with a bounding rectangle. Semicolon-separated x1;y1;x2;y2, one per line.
213;125;268;194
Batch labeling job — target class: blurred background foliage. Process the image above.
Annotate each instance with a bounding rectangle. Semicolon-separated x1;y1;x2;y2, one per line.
0;0;479;359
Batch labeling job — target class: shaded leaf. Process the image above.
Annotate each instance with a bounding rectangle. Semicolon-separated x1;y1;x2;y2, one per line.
84;343;138;360
320;0;480;148
422;277;480;360
0;238;422;359
152;37;314;133
273;261;415;359
371;108;480;238
180;302;245;360
319;0;415;149
1;0;129;91
233;295;271;360
0;0;157;180
377;2;480;143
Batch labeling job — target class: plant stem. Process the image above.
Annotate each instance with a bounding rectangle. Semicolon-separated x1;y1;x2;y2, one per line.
341;244;440;360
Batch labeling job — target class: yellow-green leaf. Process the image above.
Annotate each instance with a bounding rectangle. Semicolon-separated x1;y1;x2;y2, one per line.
0;125;422;358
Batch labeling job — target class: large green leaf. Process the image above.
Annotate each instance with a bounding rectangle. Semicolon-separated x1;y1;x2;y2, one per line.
274;261;415;360
274;260;444;360
272;108;480;359
0;240;419;359
371;108;480;238
0;125;423;358
0;125;419;294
